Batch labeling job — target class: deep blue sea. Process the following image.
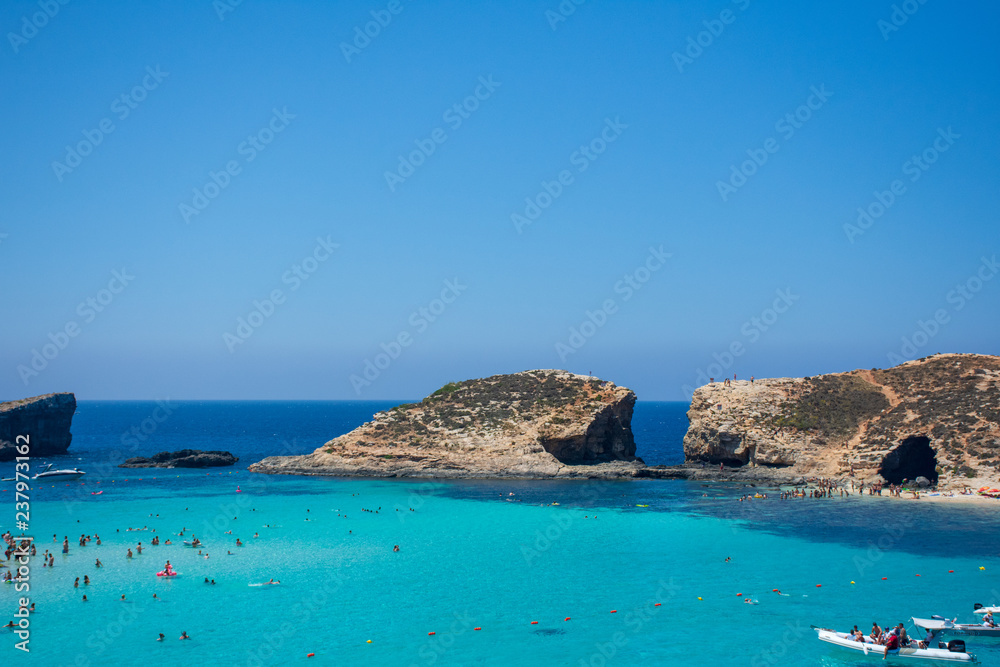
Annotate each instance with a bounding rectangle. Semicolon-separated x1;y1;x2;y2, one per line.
1;401;999;666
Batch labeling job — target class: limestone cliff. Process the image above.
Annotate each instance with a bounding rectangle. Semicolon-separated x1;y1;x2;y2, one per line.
0;393;77;462
683;354;1000;488
250;370;643;478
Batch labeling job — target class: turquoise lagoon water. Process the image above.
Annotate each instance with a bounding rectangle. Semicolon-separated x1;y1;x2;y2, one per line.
1;402;999;666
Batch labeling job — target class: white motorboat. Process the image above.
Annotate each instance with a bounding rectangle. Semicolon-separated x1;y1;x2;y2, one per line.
31;463;86;481
814;628;976;663
914;616;1000;638
2;463;86;482
973;605;1000;615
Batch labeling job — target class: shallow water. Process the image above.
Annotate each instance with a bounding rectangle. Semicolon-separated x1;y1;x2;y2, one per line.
1;402;998;665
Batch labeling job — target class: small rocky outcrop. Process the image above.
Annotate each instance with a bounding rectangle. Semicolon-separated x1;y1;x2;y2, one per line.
0;393;77;462
250;370;643;479
683;354;1000;489
119;449;238;468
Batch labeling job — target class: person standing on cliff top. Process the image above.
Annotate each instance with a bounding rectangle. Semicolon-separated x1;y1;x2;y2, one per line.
751;376;754;384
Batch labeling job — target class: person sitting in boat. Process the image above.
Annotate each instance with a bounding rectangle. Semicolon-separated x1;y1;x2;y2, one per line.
896;623;910;647
918;628;935;649
984;611;996;628
870;622;882;644
883;628;899;658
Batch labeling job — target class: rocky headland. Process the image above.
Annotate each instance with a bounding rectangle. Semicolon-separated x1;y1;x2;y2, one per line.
0;393;77;462
250;370;645;479
249;355;999;489
119;449;239;468
682;353;1000;489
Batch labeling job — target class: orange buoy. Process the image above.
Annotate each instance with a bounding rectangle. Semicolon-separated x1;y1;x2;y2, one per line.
610;610;617;613
736;593;742;597
881;577;887;580
428;632;435;636
530;621;538;625
654;603;661;606
816;584;822;588
307;653;315;658
948;570;954;573
474;627;481;631
915;574;921;577
565;617;571;621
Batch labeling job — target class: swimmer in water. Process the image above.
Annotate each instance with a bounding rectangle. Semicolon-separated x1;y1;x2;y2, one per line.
95;559;102;568
120;594;126;601
180;631;190;640
82;595;88;602
157;633;165;641
393;545;399;552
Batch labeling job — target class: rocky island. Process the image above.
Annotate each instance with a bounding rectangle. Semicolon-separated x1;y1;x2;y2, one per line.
250;370;645;478
250;355;999;489
681;353;1000;489
0;392;77;462
119;449;239;468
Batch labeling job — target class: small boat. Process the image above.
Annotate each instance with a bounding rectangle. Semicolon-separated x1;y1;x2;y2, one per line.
814;627;976;663
182;541;202;547
914;616;1000;638
974;604;1000;615
2;463;86;482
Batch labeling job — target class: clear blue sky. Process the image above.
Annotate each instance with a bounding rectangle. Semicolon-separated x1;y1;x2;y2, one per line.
2;0;998;401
